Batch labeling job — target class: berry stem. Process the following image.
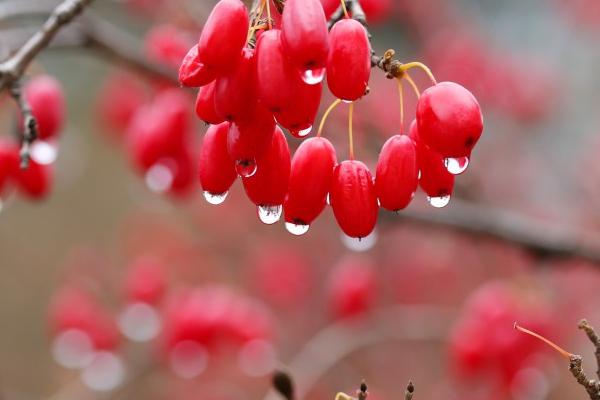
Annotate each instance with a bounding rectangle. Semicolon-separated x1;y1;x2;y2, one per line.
397;78;404;134
335;393;353;400
340;0;349;19
514;323;574;360
317;99;343;137
265;0;273;30
348;101;355;160
400;62;437;86
404;72;421;99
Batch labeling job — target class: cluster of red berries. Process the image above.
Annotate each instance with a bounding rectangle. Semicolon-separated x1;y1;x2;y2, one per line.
0;75;64;204
184;0;484;239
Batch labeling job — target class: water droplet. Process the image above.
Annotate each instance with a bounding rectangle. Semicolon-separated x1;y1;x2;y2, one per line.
341;230;378;252
118;302;161;342
326;193;331;205
238;339;276;377
31;140;58;165
257;205;282;225
236;159;257;178
444;157;469;175
52;329;95;369
169;341;209;379
300;67;325;85
342;99;353;104
203;191;228;205
290;126;312;138
285;222;310;236
427;195;451;208
145;162;174;193
80;351;126;392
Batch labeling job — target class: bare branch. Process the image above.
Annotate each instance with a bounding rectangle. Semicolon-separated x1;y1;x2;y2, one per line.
404;381;414;400
569;355;600;400
8;81;37;168
579;320;600;381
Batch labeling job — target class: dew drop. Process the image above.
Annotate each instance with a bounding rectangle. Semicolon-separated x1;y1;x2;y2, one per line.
290;126;312;138
203;191;228;205
169;341;209;379
427;195;451;208
444;157;469;175
285;222;310;236
257;205;282;225
145;162;174;193
236;159;257;178
341;230;378;252
31;140;58;165
341;99;353;104
80;351;126;392
238;339;276;377
300;67;325;85
118;302;161;342
52;329;95;370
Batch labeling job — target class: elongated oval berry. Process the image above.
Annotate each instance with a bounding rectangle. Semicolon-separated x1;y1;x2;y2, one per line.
330;160;378;238
255;29;295;113
24;75;65;140
375;135;419;211
199;122;237;196
242;127;290;206
214;48;256;122
409;121;454;201
0;140;19;195
274;82;322;135
195;81;224;125
327;19;371;101
15;159;53;200
179;45;217;87
197;0;249;70
284;137;337;226
281;0;329;72
416;81;483;158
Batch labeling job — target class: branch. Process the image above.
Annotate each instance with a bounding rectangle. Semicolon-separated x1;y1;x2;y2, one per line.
569;355;600;400
9;81;37;168
579;320;600;381
404;382;414;400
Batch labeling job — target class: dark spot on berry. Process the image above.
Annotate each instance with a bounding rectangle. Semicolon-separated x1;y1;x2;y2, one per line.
293;218;307;225
465;136;475;148
304;60;316;69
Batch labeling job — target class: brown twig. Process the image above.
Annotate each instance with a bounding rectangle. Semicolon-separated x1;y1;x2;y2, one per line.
579;320;600;381
404;381;414;400
9;80;37;168
569;354;600;400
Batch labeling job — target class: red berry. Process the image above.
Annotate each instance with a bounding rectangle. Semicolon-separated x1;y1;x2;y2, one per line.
319;0;340;18
214;48;257;122
375;135;419;211
15;159;52;200
0;140;19;195
274;81;322;135
179;44;217;87
197;0;249;71
97;72;147;133
195;81;225;125
24;75;65;140
284;137;337;230
242;127;291;207
168;145;196;198
330;160;379;238
327;19;371;101
328;257;376;319
416;81;483;158
360;0;393;23
281;0;329;72
145;24;193;70
199;122;237;199
124;256;166;305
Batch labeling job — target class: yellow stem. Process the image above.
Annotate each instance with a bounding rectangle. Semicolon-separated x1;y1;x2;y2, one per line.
348;102;355;160
400;62;438;86
335;393;353;400
317;99;343;137
340;0;349;18
514;323;573;360
404;72;421;99
397;78;404;134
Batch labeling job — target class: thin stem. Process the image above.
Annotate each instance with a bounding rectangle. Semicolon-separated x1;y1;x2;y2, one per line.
397;78;404;134
400;62;437;86
317;98;342;137
404;72;421;99
348;102;355;160
335;393;353;400
340;0;349;19
265;0;272;30
514;323;574;360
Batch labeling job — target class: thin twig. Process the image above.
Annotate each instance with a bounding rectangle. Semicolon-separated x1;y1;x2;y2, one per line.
569;355;600;400
579;320;600;381
9;80;37;168
404;381;414;400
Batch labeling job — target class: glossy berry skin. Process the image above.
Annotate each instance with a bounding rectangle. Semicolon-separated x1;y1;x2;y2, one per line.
0;140;19;195
327;19;371;101
274;82;322;133
15;159;52;200
328;258;376;319
197;0;249;71
320;0;339;18
199;122;237;195
24;75;65;140
179;44;217;87
375;135;419;211
416;81;483;158
195;81;224;125
227;103;276;167
243;127;290;206
255;29;295;113
214;48;257;122
284;137;337;226
281;0;329;71
409;121;454;199
330;160;379;238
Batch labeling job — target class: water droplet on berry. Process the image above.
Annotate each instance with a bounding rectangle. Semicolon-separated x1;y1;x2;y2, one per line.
118;302;161;342
169;341;209;379
290;126;313;138
238;339;276;377
145;162;174;193
300;67;326;85
257;205;282;225
81;351;126;392
342;100;353;104
285;222;310;236
341;230;378;252
444;157;469;175
236;159;257;178
427;195;451;208
31;140;58;165
52;329;95;369
326;193;330;205
203;191;228;205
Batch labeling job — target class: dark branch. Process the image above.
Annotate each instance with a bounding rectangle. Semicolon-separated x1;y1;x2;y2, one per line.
404;381;414;400
579;320;600;381
273;371;295;400
9;81;37;168
569;355;600;400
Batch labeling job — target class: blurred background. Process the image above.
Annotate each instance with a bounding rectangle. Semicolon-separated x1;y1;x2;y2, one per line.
1;0;600;399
